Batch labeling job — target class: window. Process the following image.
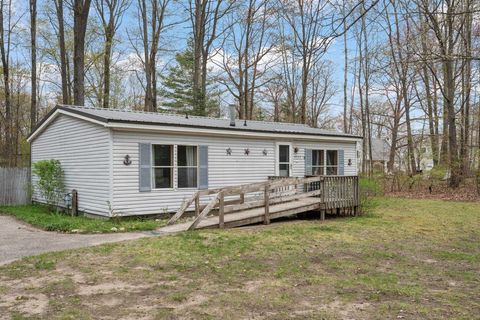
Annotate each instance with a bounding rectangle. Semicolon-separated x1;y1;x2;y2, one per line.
152;145;198;189
326;150;338;175
177;145;198;188
312;150;324;175
152;145;173;188
311;150;338;175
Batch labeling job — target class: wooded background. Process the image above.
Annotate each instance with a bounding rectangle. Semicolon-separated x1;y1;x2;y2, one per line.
0;0;479;188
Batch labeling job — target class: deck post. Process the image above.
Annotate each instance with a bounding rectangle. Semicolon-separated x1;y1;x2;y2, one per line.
320;209;325;221
195;193;200;217
219;191;225;228
264;185;270;225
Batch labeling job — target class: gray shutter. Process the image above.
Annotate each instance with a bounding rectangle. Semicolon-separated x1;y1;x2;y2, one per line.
338;149;345;175
305;148;312;176
139;143;152;192
198;145;208;189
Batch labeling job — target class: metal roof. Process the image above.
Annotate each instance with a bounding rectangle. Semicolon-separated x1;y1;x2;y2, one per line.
36;105;363;139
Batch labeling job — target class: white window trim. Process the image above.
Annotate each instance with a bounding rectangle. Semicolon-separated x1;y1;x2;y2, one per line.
151;144;199;190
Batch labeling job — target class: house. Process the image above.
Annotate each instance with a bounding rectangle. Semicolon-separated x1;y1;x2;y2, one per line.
27;105;362;217
367;138;390;172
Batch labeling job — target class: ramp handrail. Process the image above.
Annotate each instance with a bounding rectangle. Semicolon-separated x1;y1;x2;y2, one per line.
167;176;324;227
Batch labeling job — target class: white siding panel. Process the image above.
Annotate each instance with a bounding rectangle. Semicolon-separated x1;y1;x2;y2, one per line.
112;131;276;216
111;131;358;216
31;114;111;216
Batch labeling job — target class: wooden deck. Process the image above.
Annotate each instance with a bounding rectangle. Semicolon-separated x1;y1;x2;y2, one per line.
159;176;359;232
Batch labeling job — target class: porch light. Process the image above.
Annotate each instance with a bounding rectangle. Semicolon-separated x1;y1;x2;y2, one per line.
226;148;232;155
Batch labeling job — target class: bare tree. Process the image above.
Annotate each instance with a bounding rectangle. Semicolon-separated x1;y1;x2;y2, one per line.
134;0;171;112
190;0;233;116
418;11;439;166
308;61;337;128
73;0;92;106
94;0;130;108
30;0;37;130
53;0;71;104
419;0;463;187
342;0;349;133
0;0;13;165
386;0;416;174
216;0;274;119
281;0;329;124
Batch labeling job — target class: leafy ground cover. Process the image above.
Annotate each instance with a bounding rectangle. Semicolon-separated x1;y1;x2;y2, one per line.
1;197;479;319
0;205;166;233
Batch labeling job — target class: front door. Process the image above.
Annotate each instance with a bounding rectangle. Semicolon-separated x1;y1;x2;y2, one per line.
277;143;292;177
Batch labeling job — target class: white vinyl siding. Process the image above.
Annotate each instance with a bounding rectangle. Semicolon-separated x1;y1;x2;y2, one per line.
31;114;111;216
111;130;358;216
111;131;276;216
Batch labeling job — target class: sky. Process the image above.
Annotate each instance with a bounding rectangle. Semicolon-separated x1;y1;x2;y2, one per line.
12;0;384;122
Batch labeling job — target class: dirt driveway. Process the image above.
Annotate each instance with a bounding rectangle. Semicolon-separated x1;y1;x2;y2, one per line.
0;215;150;265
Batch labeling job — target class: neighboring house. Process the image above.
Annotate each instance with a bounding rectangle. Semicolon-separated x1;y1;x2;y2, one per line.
362;138;389;172
27;105;362;217
416;144;434;172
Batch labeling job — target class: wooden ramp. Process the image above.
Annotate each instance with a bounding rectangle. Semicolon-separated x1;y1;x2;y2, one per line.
159;176;359;233
160;197;322;233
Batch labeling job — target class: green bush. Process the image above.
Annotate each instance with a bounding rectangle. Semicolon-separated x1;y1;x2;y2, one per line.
429;165;448;180
359;177;382;214
32;160;65;210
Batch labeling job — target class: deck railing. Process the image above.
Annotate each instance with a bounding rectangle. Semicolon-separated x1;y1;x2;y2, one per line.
167;175;360;230
305;175;359;210
167;175;325;230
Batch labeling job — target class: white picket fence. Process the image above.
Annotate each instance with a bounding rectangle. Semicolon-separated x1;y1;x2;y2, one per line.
0;167;30;205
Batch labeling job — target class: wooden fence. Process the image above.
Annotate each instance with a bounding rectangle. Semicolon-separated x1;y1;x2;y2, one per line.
0;167;30;205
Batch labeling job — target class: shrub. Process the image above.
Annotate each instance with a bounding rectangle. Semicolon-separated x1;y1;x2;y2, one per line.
359;177;382;214
32;159;65;210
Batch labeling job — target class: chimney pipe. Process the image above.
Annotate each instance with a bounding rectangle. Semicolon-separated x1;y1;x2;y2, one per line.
229;104;236;126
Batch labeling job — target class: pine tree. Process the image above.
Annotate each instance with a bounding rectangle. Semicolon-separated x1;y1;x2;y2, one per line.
161;39;220;116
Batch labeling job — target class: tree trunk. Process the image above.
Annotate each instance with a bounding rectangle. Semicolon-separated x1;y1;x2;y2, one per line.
192;0;204;115
444;14;459;187
420;16;438;166
102;26;113;108
0;1;12;165
54;0;70;104
73;0;92;106
460;2;472;174
342;0;348;133
30;0;37;131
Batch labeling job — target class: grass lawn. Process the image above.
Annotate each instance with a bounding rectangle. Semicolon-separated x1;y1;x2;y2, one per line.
0;205;167;233
1;197;479;319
